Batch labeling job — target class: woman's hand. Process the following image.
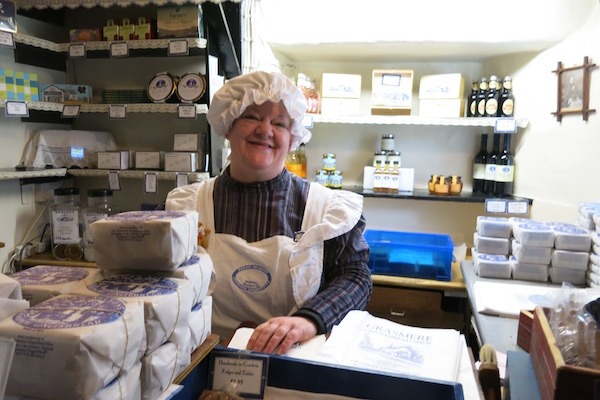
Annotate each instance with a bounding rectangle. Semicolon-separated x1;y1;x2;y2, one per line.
246;316;317;355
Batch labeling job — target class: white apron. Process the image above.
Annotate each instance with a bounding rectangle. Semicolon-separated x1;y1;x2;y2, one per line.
166;179;363;338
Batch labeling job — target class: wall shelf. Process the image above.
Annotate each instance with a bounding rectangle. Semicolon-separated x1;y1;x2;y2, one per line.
345;187;533;204
0;100;208;115
0;168;67;181
67;168;210;182
18;0;239;10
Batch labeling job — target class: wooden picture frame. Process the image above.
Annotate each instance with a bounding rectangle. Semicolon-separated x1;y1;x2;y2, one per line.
552;56;596;122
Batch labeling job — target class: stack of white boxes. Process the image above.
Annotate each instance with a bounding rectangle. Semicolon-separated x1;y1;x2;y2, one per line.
0;210;214;400
580;203;600;287
320;73;362;116
418;73;465;118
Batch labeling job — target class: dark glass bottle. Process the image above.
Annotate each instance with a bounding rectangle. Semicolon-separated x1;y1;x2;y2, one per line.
484;133;501;194
466;80;478;117
472;133;488;194
494;134;515;196
498;76;515;117
485;75;500;117
476;77;488;117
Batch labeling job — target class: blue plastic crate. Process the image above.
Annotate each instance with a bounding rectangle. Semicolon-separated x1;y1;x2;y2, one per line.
365;230;454;281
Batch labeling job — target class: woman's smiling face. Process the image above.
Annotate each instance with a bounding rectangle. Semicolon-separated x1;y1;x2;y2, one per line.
226;101;293;183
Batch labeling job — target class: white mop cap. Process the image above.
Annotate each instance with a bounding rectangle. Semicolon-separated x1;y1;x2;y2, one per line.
206;71;312;151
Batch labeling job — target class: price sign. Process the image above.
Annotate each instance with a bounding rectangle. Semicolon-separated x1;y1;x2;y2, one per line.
4;101;28;117
0;31;15;48
302;115;314;128
144;172;158;194
110;42;129;57
507;200;529;215
168;39;189;56
62;105;80;118
209;350;268;399
177;104;197;119
68;43;86;58
494;118;517;133
108;171;121;191
176;173;189;187
485;198;508;214
109;104;127;119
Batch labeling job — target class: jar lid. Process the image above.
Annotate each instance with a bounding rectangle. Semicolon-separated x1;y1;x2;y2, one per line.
54;187;79;196
374;151;387;155
382;134;394;139
87;188;113;197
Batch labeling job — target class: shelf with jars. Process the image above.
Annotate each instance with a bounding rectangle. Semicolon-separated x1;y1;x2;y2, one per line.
67;168;209;182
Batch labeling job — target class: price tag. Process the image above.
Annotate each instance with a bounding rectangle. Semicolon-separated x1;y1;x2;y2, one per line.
144;172;158;194
177;104;197;119
109;104;127;119
209;350;268;399
108;171;121;191
168;39;189;56
485;199;508;213
0;31;15;48
4;101;28;117
61;104;80;118
494;118;517;133
176;173;189;187
68;43;86;58
507;200;529;215
110;42;129;58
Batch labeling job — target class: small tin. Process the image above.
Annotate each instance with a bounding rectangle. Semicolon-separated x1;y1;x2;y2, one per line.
322;153;336;171
147;72;178;103
177;72;207;103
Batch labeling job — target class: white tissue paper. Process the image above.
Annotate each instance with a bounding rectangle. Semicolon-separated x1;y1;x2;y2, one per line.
90;210;198;272
0;273;21;300
1;294;145;400
188;296;213;354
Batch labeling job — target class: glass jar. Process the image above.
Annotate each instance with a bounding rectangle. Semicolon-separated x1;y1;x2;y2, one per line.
381;134;395;152
450;176;463;195
386;151;401;166
82;188;115;262
49;187;83;261
434;175;451;195
329;170;343;189
428;175;439;194
322;153;336;171
373;151;387;167
315;169;329;186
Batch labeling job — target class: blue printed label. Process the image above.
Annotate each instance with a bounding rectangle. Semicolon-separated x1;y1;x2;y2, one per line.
12;265;89;286
552;225;588;235
107;210;186;222
88;275;178;297
478;254;508;262
232;265;271;293
180;254;200;267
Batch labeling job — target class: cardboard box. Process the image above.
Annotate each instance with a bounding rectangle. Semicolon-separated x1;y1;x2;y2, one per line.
418;73;465;100
173;134;199;152
98;151;130;170
320;97;360;116
0;0;17;33
321;73;361;99
371;69;413;115
134;17;155;40
103;19;119;41
69;29;102;42
157;5;203;39
164;152;197;172
419;99;465;118
14;71;39;102
0;67;16;100
530;306;600;400
134;151;162;170
119;18;136;41
39;84;92;104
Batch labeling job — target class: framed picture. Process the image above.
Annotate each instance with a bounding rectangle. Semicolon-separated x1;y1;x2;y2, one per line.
552;56;596;121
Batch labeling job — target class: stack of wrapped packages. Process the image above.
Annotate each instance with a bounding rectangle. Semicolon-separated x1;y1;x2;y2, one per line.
472;214;592;285
0;210;214;400
580;203;600;287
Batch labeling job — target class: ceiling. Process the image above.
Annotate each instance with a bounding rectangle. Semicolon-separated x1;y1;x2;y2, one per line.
257;0;599;63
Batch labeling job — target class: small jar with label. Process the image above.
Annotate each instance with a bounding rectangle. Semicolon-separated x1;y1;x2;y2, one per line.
329;170;343;189
381;134;395;152
373;151;387;167
49;187;83;261
428;175;439;194
434;175;451;195
322;153;336;171
386;151;401;166
450;176;463;195
315;169;329;186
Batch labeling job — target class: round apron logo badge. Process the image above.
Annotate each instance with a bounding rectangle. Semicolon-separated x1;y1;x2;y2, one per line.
232;265;271;292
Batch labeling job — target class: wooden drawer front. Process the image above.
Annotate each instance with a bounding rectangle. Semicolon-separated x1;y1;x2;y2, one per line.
366;286;464;331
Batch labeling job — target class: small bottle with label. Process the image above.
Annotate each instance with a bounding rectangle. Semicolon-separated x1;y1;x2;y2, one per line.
373;151;387;167
285;148;303;177
373;161;385;193
49;187;83;261
297;143;307;179
82;188;115;262
389;161;400;193
381;160;392;192
322;153;336;172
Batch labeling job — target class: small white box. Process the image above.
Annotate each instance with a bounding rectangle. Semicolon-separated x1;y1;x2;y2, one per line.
173;134;199;152
135;151;162;170
418;73;465;100
371;69;413;115
419;99;465;118
98;151;129;170
321;73;361;99
320;97;360;116
164;152;197;172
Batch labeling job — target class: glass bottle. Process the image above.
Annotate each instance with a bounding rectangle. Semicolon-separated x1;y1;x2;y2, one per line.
49;187;83;261
297;143;307;179
472;133;488;194
389;161;400;193
485;75;500;117
381;160;392;193
484;134;501;194
499;76;515;117
373;160;384;193
381;134;395;153
285;148;302;177
82;188;115;262
476;77;489;117
466;80;478;117
494;134;515;196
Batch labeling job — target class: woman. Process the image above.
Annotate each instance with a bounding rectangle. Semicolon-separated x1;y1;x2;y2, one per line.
166;71;372;354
